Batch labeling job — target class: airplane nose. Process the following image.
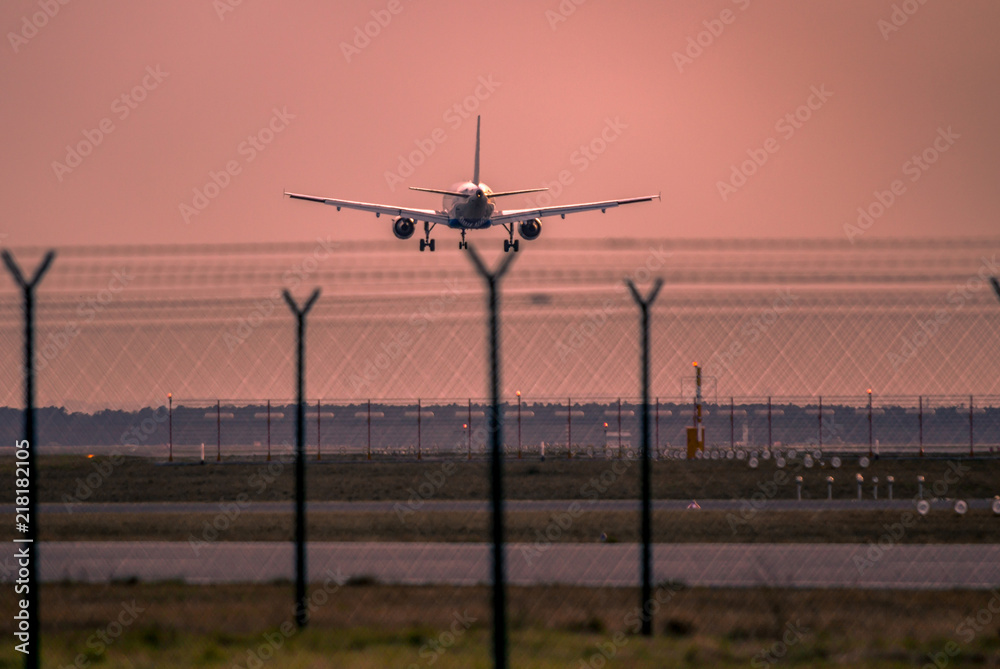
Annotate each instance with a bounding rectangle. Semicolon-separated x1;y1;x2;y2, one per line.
476;189;483;198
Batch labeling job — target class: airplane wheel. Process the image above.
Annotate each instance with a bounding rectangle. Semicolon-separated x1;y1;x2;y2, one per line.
429;239;435;252
513;240;520;252
419;240;426;252
503;240;510;252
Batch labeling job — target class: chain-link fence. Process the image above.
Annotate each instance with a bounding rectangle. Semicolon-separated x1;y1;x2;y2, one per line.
2;238;1000;668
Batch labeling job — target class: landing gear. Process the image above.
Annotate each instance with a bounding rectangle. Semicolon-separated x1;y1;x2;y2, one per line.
502;223;519;252
420;221;437;252
459;229;468;250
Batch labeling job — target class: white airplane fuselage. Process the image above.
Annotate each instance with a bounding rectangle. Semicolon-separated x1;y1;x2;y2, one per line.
443;182;495;229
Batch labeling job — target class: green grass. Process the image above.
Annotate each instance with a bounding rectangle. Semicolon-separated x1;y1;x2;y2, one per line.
4;454;999;504
4;508;997;543
2;583;999;668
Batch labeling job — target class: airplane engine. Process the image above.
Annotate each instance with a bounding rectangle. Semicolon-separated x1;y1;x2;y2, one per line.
518;218;542;241
393;217;416;240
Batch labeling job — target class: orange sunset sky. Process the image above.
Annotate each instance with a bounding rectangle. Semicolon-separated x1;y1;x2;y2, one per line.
1;0;998;248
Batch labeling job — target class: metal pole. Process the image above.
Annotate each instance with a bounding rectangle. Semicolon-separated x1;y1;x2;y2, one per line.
818;395;822;451
468;398;472;461
367;399;371;461
867;389;873;458
267;399;271;462
969;394;974;458
567;396;572;459
216;399;221;462
655;397;660;458
517;391;521;459
767;396;772;450
730;396;734;451
918;396;924;457
316;399;321;461
617;397;622;459
626;277;662;638
466;245;515;669
168;393;173;462
417;398;422;461
3;249;55;669
283;288;320;629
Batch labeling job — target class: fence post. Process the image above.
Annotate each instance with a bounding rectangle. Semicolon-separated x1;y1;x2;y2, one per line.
317;399;321;461
516;391;522;459
617;397;623;459
417;398;422;461
567;396;572;459
267;400;271;462
216;400;221;462
969;394;974;458
818;395;822;451
283;287;321;629
918;395;923;457
867;389;873;458
626;277;663;638
3;249;54;669
767;396;772;450
466;244;515;669
655;397;660;458
730;396;734;452
168;393;173;462
468;398;472;461
367;399;372;461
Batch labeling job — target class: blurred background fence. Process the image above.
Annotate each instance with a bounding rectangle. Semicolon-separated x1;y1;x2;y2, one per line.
1;237;999;415
8;395;1000;460
1;237;998;454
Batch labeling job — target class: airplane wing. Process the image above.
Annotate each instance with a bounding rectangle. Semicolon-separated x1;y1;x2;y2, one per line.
490;194;660;226
284;191;451;224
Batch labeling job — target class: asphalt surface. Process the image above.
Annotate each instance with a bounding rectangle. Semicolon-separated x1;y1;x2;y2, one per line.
7;541;998;589
7;498;994;514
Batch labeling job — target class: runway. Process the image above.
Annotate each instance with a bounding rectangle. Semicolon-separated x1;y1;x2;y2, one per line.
12;541;1000;590
12;498;994;514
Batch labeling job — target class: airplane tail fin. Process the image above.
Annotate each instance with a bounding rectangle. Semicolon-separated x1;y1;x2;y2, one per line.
473;116;480;185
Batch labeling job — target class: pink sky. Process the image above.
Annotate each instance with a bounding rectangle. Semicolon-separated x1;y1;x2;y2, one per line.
1;0;998;248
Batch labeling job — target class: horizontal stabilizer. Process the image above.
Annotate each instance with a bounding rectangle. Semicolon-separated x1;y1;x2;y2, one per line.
409;186;468;197
489;188;549;198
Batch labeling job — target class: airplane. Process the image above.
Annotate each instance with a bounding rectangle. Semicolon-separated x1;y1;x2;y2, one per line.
285;116;659;252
